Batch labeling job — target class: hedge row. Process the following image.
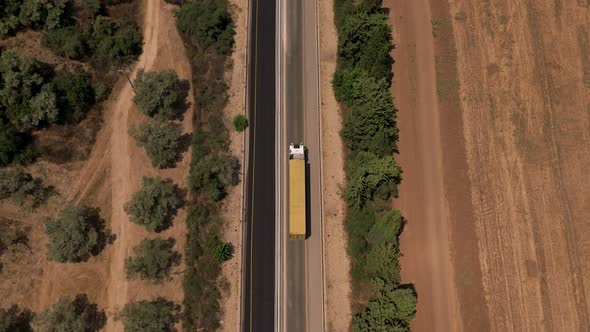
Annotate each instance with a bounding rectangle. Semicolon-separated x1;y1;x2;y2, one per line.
333;0;417;330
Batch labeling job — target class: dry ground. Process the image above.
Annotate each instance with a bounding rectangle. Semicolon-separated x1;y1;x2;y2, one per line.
387;0;590;330
0;1;194;330
446;0;590;330
318;0;353;330
217;0;248;330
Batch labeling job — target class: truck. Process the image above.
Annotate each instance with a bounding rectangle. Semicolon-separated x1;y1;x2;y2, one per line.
289;143;306;240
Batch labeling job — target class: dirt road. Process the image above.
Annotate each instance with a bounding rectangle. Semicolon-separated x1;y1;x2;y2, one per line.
384;0;464;330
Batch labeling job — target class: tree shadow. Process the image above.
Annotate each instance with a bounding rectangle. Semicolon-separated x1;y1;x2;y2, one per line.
1;305;34;332
154;182;187;233
171;132;192;167
73;294;107;332
89;207;113;258
171;79;191;121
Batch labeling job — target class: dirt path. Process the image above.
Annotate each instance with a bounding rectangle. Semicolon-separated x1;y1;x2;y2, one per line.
384;0;463;330
318;0;353;330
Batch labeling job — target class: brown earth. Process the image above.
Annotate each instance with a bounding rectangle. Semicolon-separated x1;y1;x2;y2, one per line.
0;1;194;329
217;0;248;330
388;0;590;330
318;0;353;330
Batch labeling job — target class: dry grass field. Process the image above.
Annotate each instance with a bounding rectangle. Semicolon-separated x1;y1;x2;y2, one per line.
448;0;590;330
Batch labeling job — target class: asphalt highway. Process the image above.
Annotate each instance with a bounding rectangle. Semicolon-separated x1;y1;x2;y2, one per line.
242;0;276;329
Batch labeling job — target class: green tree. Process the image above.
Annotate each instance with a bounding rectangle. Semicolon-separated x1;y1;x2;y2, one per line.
124;177;182;232
82;0;103;18
176;0;235;54
334;67;398;155
42;27;86;59
352;286;417;332
34;294;105;332
53;71;96;122
338;12;392;82
232;114;248;132
125;237;180;281
366;209;403;245
133;69;181;120
117;298;179;332
18;0;70;31
130;121;182;168
344;152;401;208
363;242;400;286
0;51;59;130
44;205;105;262
0;169;53;209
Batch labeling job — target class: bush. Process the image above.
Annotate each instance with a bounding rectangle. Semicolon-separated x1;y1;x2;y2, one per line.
176;0;235;54
232;114;248;132
130;120;182;168
53;71;96;122
117;298;179;332
0;169;53;210
34;294;105;332
189;154;240;201
133;69;182;120
0;305;33;332
210;239;234;262
352;286;417;332
125;237;180;281
124;177;182;232
44;205;105;262
42;27;86;59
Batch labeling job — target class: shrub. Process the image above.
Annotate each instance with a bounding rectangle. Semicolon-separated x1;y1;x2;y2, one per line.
176;0;235;54
42;27;86;59
53;71;96;122
130;120;182;168
0;305;33;332
0;169;53;210
125;237;180;281
232;114;248;132
34;294;105;332
133;69;182;120
210;239;234;262
124;177;182;232
90;16;142;63
117;298;179;332
44;205;105;262
188;154;240;201
352;286;417;332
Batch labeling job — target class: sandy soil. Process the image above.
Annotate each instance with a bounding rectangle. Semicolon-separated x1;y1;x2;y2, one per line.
443;0;590;330
317;0;353;330
217;0;248;330
1;1;194;329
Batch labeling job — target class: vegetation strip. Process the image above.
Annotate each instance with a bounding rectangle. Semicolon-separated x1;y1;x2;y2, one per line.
333;0;417;329
174;0;239;330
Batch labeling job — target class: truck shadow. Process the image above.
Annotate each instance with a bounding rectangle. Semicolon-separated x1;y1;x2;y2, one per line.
305;161;311;239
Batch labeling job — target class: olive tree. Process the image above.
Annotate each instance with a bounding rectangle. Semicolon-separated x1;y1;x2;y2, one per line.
44;205;106;262
129;121;182;168
125;237;180;282
124;177;182;232
116;298;179;332
133;70;182;120
34;295;105;332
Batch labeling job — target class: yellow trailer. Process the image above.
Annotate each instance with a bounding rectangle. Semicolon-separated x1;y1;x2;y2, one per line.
289;143;306;240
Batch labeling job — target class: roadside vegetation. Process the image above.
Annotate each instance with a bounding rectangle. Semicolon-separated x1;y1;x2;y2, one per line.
333;0;417;329
174;0;239;329
125;237;181;282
